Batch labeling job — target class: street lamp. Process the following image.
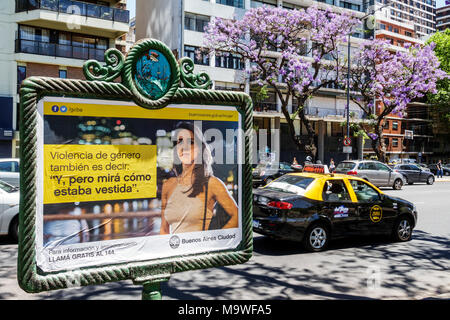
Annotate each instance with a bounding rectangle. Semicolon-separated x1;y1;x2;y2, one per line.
345;1;394;160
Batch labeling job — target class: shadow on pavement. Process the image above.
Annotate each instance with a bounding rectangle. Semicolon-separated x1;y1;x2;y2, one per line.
1;230;448;300
155;230;450;300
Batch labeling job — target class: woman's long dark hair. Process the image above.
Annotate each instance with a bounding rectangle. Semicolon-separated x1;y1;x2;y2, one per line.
172;121;213;197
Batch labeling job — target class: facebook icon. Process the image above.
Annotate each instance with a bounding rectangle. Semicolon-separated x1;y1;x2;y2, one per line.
51;105;59;112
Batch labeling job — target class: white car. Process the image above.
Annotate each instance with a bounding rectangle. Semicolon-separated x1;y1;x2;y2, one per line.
0;158;20;187
0;180;20;241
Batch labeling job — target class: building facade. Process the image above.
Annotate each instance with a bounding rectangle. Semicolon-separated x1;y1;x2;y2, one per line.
0;0;130;158
371;1;439;163
436;4;450;31
375;0;436;40
137;0;370;164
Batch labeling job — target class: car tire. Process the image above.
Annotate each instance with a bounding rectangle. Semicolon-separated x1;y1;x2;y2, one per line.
405;177;413;185
427;176;434;185
393;178;403;190
392;216;413;242
302;223;329;252
8;215;19;243
445;172;449;176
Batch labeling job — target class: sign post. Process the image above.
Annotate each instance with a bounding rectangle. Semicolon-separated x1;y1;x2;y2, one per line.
17;39;253;299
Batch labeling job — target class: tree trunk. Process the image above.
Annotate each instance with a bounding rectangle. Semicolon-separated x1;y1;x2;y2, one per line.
373;124;386;163
280;104;303;151
297;105;317;159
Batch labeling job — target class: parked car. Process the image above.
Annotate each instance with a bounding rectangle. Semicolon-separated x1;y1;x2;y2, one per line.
393;164;435;185
416;163;431;172
253;162;303;188
0;180;20;242
334;160;406;190
0;158;20;187
253;168;417;252
428;164;450;176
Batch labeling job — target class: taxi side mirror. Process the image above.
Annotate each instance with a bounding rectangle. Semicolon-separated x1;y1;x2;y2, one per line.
380;194;385;201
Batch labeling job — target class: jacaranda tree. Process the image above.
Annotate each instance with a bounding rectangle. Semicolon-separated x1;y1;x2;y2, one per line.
345;39;447;162
203;5;360;159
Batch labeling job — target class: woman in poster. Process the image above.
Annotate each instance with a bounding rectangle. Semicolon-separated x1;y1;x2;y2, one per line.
159;121;238;234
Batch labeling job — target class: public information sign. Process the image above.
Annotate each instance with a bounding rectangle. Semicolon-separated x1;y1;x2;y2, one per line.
18;39;253;298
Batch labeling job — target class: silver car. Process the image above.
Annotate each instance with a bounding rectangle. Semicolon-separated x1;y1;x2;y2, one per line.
0;158;20;187
334;160;406;190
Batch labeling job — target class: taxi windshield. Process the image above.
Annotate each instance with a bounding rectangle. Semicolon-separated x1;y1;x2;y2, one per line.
265;175;314;195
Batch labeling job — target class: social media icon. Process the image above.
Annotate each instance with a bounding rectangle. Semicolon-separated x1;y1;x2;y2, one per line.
60;106;68;113
51;105;59;112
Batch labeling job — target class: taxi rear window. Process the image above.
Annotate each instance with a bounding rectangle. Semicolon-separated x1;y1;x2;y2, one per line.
265;175;314;195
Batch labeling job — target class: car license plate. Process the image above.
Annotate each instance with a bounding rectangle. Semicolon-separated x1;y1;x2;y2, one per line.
253;220;260;228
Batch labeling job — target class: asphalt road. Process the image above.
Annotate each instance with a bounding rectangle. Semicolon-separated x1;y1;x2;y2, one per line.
0;182;449;300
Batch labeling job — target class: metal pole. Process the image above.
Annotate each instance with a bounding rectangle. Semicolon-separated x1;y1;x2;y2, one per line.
346;33;351;160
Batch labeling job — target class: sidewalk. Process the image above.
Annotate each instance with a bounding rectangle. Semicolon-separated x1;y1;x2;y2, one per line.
435;177;450;182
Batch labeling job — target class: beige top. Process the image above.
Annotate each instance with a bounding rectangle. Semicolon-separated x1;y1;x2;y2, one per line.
164;183;213;234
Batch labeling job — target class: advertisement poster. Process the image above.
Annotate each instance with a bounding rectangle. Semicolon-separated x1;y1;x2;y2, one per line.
35;97;243;272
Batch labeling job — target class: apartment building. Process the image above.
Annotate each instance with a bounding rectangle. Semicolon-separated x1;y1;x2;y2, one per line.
137;0;370;163
436;4;450;31
375;0;436;40
371;1;438;163
0;0;130;158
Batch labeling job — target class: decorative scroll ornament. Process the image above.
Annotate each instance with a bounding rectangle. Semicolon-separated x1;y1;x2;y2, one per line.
179;57;212;90
122;39;180;109
83;48;125;82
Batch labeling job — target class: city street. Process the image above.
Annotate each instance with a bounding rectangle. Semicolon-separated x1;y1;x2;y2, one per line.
0;182;449;300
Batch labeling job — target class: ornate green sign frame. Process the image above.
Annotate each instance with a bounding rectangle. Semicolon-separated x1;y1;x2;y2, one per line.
17;39;253;298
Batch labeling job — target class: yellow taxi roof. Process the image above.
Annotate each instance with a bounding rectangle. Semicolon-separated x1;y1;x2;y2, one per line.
280;171;383;201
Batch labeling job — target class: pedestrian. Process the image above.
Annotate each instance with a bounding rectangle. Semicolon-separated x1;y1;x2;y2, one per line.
437;160;443;178
292;157;298;165
305;156;313;165
329;158;336;172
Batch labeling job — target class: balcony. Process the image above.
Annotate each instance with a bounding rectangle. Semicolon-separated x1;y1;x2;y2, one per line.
253;102;278;113
305;107;365;119
15;0;129;38
15;39;106;62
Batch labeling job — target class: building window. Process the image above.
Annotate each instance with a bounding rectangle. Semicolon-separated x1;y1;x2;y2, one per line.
184;13;210;33
215;51;244;70
392;121;398;130
392;138;399;147
251;0;277;8
16;25;109;62
339;1;361;12
184;46;210;66
59;70;67;78
383;120;389;130
216;0;245;9
405;31;412;37
17;66;26;93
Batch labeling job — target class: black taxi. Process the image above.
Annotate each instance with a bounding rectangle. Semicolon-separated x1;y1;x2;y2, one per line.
253;164;418;252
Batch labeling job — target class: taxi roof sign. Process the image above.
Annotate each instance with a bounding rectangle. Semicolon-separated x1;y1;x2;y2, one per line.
303;164;330;174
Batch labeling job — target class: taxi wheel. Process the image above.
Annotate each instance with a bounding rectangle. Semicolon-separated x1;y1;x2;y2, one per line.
393;179;403;190
427;176;434;185
392;216;413;242
303;223;329;252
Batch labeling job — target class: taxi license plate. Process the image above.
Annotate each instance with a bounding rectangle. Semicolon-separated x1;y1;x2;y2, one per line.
253;220;260;228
